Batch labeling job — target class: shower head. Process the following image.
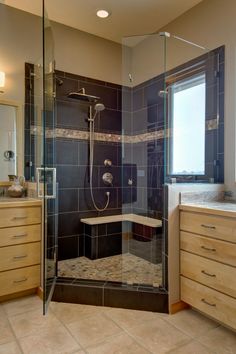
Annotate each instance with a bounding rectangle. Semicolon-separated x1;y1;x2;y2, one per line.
68;88;100;103
94;103;105;112
89;102;105;122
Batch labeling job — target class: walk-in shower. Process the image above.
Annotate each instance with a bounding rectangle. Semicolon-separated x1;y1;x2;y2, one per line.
22;3;222;312
68;88;110;211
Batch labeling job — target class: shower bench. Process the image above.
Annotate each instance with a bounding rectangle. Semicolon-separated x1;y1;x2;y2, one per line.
81;214;162;260
81;213;162;227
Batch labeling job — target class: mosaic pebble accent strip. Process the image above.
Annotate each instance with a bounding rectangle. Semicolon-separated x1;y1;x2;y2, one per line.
58;253;162;286
30;118;217;144
206;118;218;130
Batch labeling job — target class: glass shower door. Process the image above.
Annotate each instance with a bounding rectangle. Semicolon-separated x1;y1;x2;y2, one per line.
121;33;167;290
42;1;58;313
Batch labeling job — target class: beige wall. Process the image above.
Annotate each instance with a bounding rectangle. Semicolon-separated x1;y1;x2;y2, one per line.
0;4;122;105
0;4;42;103
52;22;122;84
131;0;236;191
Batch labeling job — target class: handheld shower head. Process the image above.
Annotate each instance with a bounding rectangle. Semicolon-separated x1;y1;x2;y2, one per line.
88;103;106;122
94;103;105;112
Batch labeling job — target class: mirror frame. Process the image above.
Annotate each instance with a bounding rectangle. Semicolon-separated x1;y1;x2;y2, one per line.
0;99;24;185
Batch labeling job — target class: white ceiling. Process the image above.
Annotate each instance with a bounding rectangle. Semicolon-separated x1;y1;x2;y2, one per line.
4;0;203;44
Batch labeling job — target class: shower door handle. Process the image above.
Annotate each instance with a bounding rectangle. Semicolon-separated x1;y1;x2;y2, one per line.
36;167;57;199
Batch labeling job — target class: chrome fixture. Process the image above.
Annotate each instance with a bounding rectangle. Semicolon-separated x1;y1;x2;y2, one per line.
158;90;168;98
68;91;109;211
36;167;57;199
159;32;170;38
68;88;100;103
159;31;208;50
128;178;133;186
102;172;113;186
89;103;109;210
56;77;63;86
104;159;112;167
128;73;133;82
88;103;105;122
4;150;14;161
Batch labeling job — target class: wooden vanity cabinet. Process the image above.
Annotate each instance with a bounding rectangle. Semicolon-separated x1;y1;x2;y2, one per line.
180;207;236;330
0;201;41;299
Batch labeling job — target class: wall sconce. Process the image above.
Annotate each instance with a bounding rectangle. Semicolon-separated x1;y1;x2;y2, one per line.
0;71;5;93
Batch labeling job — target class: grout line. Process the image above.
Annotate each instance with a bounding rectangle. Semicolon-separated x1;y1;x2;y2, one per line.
1;306;24;354
160;309;221;345
192;325;223;354
49;304;88;353
62;311;124;352
101;311;154;353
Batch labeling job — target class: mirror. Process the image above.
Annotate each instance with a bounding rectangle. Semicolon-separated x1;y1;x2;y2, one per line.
0;100;23;182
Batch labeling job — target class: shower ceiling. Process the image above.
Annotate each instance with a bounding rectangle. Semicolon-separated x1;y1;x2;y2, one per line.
4;0;203;44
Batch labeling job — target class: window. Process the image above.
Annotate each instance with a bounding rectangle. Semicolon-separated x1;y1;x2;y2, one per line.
169;73;206;175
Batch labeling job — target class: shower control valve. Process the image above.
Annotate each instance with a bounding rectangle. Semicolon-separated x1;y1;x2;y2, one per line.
102;172;113;186
104;159;112;166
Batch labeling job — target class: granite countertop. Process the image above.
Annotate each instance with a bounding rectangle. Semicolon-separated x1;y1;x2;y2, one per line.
179;200;236;217
0;197;42;208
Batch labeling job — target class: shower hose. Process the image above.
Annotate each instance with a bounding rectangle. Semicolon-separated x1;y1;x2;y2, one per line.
89;118;110;211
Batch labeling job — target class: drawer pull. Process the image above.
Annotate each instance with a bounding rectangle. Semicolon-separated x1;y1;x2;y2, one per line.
201;245;216;252
12;233;27;239
12;216;28;221
13;255;28;259
201;270;216;277
201;224;216;230
13;277;28;283
201;298;216;307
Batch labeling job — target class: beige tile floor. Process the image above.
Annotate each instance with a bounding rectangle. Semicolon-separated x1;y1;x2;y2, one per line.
0;295;236;354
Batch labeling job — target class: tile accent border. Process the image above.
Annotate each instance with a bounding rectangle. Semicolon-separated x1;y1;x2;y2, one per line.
30;118;218;144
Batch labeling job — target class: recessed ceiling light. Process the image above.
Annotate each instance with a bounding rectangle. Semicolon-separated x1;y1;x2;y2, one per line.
96;9;110;19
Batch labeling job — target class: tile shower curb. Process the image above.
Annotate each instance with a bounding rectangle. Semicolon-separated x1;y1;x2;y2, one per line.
53;278;168;313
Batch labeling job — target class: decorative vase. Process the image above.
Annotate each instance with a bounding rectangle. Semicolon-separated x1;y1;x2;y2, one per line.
8;179;24;198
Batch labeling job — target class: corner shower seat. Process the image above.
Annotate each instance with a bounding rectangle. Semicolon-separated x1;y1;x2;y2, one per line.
81;213;162;228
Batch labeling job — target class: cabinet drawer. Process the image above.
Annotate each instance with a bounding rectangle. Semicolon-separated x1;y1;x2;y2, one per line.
0;224;41;247
181;277;236;330
180;211;236;243
0;242;40;271
0;207;41;228
181;251;236;298
0;265;40;297
180;231;236;267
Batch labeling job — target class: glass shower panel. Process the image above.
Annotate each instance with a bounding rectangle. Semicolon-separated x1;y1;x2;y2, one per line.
162;35;224;303
42;2;58;314
121;34;166;289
